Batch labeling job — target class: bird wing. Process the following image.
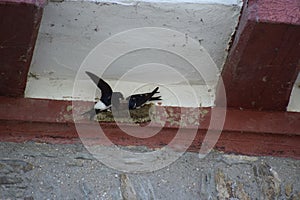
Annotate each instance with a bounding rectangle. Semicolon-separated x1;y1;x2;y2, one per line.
85;71;113;106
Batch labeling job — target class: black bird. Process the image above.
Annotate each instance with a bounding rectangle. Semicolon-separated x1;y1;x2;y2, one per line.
85;71;124;111
84;71;161;119
126;87;161;109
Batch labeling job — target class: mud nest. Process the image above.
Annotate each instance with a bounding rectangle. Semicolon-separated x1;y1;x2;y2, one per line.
96;103;154;123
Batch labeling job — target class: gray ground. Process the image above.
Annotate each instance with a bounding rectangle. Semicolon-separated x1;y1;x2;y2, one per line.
0;142;299;200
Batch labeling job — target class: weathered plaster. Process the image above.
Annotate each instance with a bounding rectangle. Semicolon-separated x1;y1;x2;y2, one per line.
26;1;241;107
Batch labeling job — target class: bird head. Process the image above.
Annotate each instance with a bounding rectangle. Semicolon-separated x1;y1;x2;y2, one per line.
111;92;124;110
112;92;124;100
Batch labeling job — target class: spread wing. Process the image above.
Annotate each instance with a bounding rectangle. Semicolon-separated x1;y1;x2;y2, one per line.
85;71;113;106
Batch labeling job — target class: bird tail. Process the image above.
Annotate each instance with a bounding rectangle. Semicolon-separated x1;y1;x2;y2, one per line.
149;87;161;101
150;96;162;101
151;87;160;94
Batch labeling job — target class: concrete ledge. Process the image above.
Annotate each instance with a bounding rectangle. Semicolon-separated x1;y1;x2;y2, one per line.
0;97;299;159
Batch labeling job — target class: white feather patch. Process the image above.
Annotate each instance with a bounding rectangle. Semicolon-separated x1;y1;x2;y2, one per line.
94;101;109;110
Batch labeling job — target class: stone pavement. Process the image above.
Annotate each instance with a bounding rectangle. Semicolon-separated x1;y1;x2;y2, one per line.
0;142;299;200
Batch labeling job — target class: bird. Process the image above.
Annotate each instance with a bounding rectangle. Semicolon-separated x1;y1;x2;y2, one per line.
85;71;124;111
126;87;161;109
84;71;162;119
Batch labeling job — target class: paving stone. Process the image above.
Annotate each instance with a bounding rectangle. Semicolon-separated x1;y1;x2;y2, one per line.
65;160;84;167
0;176;23;185
0;159;33;173
120;174;137;200
81;182;92;199
24;196;34;200
285;183;293;198
74;153;95;161
215;169;251;200
0;162;14;174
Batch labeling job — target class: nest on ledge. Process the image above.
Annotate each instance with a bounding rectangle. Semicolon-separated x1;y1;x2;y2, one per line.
96;103;154;124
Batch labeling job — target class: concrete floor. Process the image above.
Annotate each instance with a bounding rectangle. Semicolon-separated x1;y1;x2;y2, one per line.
0;142;299;199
